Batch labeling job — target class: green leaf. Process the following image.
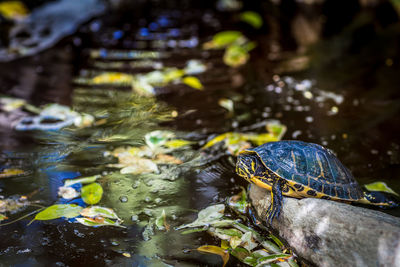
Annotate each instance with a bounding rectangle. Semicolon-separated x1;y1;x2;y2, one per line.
155;209;169;231
164;139;195;149
256;254;291;266
176;204;225;229
81;183;103;205
182;76;203;90
213;31;242;47
364;181;399;196
64;175;100;187
223;44;250;67
34;204;82;221
75;217;125;228
80;206;120;220
239;11;263;29
197;245;229;267
181;228;208;235
230;246;251;262
0;214;8;221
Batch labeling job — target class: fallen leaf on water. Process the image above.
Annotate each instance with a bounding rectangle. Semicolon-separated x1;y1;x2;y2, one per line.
0;214;8;221
197;245;229;267
218;98;234;113
122;252;131;258
155;209;170;231
177;204;226;230
223;44;250;68
364;181;399;196
154;154;183;165
34;204;82;221
239;11;263;29
92;72;133;85
164;139;195;149
81;183;103;205
63;175;100;187
119;157;159;174
0;1;29;20
80;206;121;220
256;253;292;266
145;130;175;149
203;31;243;49
75;217;126;228
182;76;203;90
0;168;26;178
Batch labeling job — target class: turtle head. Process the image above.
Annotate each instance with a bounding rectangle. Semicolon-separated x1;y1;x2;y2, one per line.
236;151;258;183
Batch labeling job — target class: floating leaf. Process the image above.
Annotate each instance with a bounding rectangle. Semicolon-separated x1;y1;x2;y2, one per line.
181;228;208;235
0;168;26;178
81;183;103;205
204;31;243;49
122;252;131;257
119;158;159;174
224;44;250;68
75;217;125;228
182;76;203;90
210;228;243;241
164;139;195;149
256;254;292;266
218;98;234;113
229;236;242;249
145;130;175;149
155;209;169;231
230;246;251;262
34;204;82;221
197;245;229;267
364;181;399;196
92;72;133;85
58;186;80;199
239;11;263;29
0;97;26;112
80;206;120;220
0;214;8;221
154;154;183;165
243;250;270;266
227;188;249;214
64;175;100;187
163;68;185;83
0;1;29;20
177;204;226;229
241;231;258;251
184;60;207;75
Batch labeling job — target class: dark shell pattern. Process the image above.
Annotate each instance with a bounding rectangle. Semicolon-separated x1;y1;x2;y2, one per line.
249;140;364;200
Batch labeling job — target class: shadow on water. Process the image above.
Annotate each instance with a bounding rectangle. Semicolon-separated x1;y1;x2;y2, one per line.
0;0;399;265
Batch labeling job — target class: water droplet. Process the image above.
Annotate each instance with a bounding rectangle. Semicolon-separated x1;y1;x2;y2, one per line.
119;196;128;203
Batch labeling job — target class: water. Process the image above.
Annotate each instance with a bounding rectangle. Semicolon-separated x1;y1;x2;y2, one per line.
0;1;399;266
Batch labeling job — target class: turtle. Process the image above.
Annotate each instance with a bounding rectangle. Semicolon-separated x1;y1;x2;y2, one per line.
236;140;399;225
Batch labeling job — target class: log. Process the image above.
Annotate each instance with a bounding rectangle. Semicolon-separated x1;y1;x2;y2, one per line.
249;185;400;267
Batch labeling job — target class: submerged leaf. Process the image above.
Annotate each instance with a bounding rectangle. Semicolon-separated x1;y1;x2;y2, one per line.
119;158;159;174
63;175;100;187
92;72;133;85
0;168;26;178
34;204;82;221
75;217;125;228
182;76;203;90
364;181;399;196
197;245;229;267
80;206;120;220
81;183;103;205
177;204;225;229
239;11;263;29
0;214;8;221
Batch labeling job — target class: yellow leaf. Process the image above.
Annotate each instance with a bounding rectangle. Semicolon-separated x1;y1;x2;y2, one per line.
164;139;195;149
92;72;133;85
182;76;203;90
203;133;242;149
197;245;229;267
364;181;399;196
221;240;230;250
0;168;26;178
229;236;242;249
0;1;29;20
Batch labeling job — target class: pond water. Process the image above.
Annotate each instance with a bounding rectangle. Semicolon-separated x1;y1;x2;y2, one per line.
0;1;399;266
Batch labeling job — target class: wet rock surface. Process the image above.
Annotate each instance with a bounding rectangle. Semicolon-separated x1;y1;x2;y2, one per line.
249;185;400;267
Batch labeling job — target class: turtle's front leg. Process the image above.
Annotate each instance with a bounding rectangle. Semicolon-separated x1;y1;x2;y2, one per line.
266;179;284;226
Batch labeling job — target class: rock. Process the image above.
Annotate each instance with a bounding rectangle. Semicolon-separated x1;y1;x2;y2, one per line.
249;185;400;267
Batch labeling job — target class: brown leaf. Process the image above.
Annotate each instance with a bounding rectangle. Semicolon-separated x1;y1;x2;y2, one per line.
197;245;229;267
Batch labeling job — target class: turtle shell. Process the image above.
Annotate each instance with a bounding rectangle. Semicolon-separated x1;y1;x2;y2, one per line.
248;140;364;200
